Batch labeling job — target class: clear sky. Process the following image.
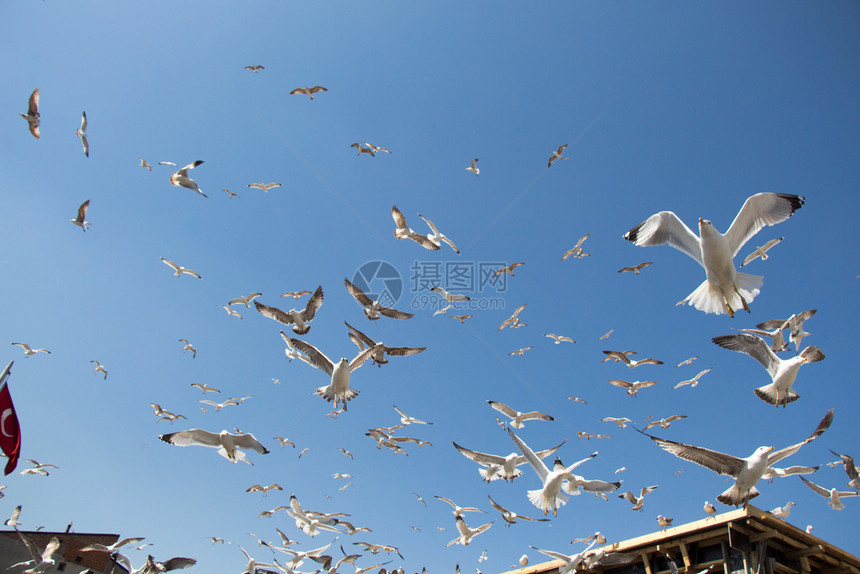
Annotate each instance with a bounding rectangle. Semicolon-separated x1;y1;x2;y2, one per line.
2;1;858;572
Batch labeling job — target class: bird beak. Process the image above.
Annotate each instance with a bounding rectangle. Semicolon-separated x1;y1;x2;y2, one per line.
698;218;704;224
766;446;774;452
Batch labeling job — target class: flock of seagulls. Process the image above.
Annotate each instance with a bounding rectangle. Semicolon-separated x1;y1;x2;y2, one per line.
7;39;855;574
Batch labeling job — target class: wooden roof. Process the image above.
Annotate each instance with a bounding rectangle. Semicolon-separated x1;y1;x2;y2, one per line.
503;506;859;574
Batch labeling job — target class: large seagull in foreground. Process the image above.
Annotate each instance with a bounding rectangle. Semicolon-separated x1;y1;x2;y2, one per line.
623;192;804;317
641;409;832;507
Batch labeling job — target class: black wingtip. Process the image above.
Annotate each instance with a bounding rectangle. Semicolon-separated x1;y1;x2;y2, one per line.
777;193;805;216
623;221;644;243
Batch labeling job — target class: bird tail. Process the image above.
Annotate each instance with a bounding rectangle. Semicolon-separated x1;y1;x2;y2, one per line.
315;385;359;407
716;484;759;506
217;447;249;465
528;488;568;515
754;383;800;407
685;273;763;315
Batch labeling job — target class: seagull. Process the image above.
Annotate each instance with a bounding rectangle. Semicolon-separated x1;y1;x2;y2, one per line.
734;326;789;353
350;143;375;156
391;206;440;250
435;495;486;518
657;515;674;529
12;343;51;357
829;449;860;491
222;305;242;319
487;495;550;527
5;505;22;527
244;65;264;73
21;88;40;139
238;546;276;574
507;428;598;516
20;459;59;476
161;258;201;279
223;189;238;198
498;304;527;331
160;429;269;464
676;356;699;367
246;483;284;495
740;237;784;267
80;537;146;554
618;486;658;511
290;86;328;99
445;516;493;547
273;436;295;448
351;542;402;560
344;278;414;320
280;331;313;364
618;262;653;275
704;501;717;517
601;417;633;429
453;437;567;482
769;501;795;518
140;158;153;171
418;213;460;254
488;401;554;429
69;199;91;231
644;415;687;431
158;161;177;166
393;405;434;425
228;292;263;307
757;309;817;353
10;531;60;573
599;329;614;340
254;285;324;334
248;182;282;193
169;160;207;197
602;350;663;368
545;333;576;344
430;286;471;303
337;448;353;459
641;409;833;506
90;360;108;379
761;465;820;480
150;404;186;422
190;382;219;393
712;333;824;406
289;338;380;410
493;262;525;277
198;399;240;412
178;339;197;358
76;111;89;157
799;476;860;510
451;314;473;323
466;158;479;176
346;321;426;366
623;193;805;317
548;144;569;167
608;379;658;397
508;346;533;357
673;367;711;389
562;234;591;260
281;290;312;299
363;142;390;154
567;396;588;404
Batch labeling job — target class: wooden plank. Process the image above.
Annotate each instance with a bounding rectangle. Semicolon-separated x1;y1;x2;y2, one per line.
787;545;826;559
680;541;693;570
722;540;732;574
642;552;654;574
799;556;812;574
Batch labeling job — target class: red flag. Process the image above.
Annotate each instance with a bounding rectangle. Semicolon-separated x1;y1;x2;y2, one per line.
0;361;21;475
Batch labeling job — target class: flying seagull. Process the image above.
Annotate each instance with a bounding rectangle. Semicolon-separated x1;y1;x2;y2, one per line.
21;88;40;139
430;286;471;303
674;368;712;389
608;379;658;397
466;158;479;176
418;213;460;254
228;292;263;308
178;339;197;358
363;142;390;154
244;65;264;72
453;438;567;482
740;237;784;267
445;516;493;547
799;476;859;510
618;262;653;275
345;322;426;367
488;400;554;429
290;86;327;99
289;338;380;410
391;205;440;250
159;429;270;464
434;495;486;518
757;309;817;353
161;258;202;279
344;278;414;320
618;486;658;511
169;160;207;198
281;290;312;299
140;158;153;171
623;193;804;316
641;409;833;506
76;111;89;157
712;333;824;406
12;343;51;357
548;144;569;168
350;143;375;156
487;495;549;527
829;449;860;491
69;200;91;231
254;285;323;334
90;360;108;379
248;182;281;192
602;350;663;368
562;234;591;260
10;531;60;573
498;304;527;331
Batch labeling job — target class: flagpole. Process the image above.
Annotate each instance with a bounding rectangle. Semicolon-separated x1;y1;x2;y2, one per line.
0;361;12;388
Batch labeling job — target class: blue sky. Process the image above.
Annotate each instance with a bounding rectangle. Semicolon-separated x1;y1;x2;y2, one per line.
2;1;858;572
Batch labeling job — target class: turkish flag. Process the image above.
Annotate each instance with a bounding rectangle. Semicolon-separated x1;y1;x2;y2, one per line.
0;361;21;475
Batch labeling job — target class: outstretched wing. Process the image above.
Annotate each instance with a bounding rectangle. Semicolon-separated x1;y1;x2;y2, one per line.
453;442;505;465
623;211;702;266
712;333;779;378
644;432;745;478
255;301;295;325
160;429;221;448
301;285;324;321
344;278;373;306
768;409;833;466
508;427;548;482
724;193;805;257
290;338;334;376
231;432;270;454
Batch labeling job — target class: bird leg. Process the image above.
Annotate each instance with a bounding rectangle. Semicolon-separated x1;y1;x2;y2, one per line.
732;284;751;313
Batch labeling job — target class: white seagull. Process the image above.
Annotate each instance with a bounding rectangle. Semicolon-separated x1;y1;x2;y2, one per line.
76;111;89;157
740;237;784;267
289;338;380;410
169;160;207;197
391;205;440;251
159;429;270;464
418;213;460;254
623;193;805;316
487;495;550;526
21;88;40;139
453;438;567;482
161;258;201;279
248;182;282;192
829;449;860;491
712;333;824;406
466;158;479;176
548;144;569;168
290;85;328;99
642;409;833;506
674;368;712;389
488;400;554;429
757;309;817;353
69;199;91;231
445;516;493;547
228;293;263;307
434;495;486;518
254;285;324;334
799;476;859;510
344;278;414;320
618;486;658;511
12;343;51;357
